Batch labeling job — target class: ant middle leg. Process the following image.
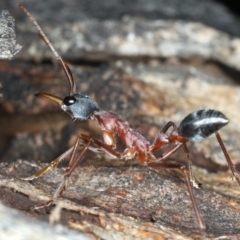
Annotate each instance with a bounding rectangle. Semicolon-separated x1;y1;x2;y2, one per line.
151;120;201;187
154;142;201;188
150;121;177;152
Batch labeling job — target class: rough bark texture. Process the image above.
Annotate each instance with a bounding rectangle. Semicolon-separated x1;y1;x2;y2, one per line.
1;160;240;240
0;200;92;240
0;10;21;59
1;1;240;240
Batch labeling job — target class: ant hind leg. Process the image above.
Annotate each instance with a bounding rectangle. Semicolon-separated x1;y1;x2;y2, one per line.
215;132;240;186
148;161;206;239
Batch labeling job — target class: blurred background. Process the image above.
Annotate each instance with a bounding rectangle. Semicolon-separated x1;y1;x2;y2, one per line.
1;0;240;169
0;0;240;174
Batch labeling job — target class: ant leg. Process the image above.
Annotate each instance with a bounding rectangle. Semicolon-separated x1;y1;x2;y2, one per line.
35;136;92;208
154;139;201;189
34;136;93;208
150;121;178;152
22;147;74;181
35;134;121;209
23;133;121;181
215;132;240;186
160;121;178;133
148;162;206;239
182;144;201;188
155;142;201;189
79;134;121;159
80;134;138;161
152;121;202;186
157;143;183;161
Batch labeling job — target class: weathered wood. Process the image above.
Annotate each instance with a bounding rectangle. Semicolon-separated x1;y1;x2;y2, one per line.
1;159;240;239
1;1;239;70
0;10;21;59
0;200;92;240
14;16;240;71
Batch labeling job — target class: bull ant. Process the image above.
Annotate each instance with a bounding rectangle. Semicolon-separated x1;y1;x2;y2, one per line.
18;3;240;239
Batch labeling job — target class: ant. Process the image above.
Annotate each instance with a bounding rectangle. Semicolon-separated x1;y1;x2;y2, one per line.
18;3;240;239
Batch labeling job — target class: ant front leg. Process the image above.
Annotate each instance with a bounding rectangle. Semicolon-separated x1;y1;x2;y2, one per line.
35;134;121;209
34;136;92;208
22;147;74;181
148;161;206;239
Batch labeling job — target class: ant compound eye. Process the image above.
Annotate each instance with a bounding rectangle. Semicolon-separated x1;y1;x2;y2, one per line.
63;96;76;106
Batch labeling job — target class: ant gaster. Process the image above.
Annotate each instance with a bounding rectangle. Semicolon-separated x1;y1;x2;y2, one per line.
18;3;240;239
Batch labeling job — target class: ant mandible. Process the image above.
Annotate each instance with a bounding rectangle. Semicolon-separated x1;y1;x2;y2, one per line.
18;3;240;239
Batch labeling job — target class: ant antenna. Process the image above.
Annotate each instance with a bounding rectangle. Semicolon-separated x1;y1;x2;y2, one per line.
17;3;76;95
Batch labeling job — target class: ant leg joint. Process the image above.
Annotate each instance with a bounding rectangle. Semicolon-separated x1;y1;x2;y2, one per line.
121;148;137;160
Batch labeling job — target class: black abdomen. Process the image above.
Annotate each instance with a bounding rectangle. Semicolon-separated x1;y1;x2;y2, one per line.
178;109;229;142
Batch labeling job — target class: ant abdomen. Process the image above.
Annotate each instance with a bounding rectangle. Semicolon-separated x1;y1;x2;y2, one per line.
178;109;229;142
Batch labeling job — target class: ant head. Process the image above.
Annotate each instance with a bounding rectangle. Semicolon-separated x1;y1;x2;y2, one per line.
36;93;99;120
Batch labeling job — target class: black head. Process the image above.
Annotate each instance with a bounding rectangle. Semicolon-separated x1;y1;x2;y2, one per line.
62;94;99;120
36;92;99;120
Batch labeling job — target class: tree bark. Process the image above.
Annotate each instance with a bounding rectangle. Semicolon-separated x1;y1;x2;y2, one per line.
1;159;240;239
